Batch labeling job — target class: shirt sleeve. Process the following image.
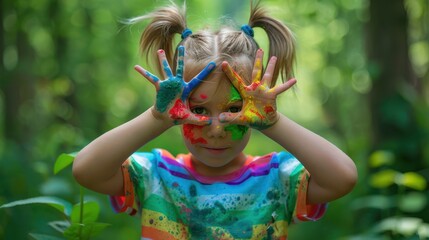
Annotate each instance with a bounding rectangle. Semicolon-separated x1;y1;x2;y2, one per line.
109;159;138;216
292;168;327;223
109;151;156;216
277;152;327;223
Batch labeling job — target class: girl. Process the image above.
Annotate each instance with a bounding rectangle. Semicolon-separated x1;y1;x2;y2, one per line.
72;1;357;239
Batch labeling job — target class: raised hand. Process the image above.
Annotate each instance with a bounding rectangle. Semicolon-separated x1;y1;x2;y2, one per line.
135;46;216;125
220;49;296;130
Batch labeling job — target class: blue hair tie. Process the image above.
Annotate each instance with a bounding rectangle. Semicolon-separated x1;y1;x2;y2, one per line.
181;28;192;40
241;24;254;37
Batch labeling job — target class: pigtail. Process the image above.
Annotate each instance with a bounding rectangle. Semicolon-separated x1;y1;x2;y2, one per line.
248;0;296;86
128;2;188;76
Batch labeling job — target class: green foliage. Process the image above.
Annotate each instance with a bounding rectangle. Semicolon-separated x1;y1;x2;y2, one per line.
0;196;72;217
1;0;428;239
350;150;429;239
0;154;109;239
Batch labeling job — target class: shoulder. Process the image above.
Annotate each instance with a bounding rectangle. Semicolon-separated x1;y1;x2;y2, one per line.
127;148;178;169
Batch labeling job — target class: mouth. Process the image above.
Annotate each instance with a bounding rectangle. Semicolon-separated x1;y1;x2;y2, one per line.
202;146;230;154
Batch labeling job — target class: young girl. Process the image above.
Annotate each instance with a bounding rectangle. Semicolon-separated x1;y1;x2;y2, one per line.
72;1;357;239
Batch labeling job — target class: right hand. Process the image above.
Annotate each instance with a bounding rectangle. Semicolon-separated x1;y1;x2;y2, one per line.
135;46;216;126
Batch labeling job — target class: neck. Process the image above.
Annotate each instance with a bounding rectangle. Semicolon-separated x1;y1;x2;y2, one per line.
190;153;247;177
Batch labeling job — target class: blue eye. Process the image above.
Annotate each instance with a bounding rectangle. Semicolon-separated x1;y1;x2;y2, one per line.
191;107;208;115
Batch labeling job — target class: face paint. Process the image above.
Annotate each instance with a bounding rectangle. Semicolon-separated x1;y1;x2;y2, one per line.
230;85;242;102
199;94;207;100
224;125;249;141
183;124;208;144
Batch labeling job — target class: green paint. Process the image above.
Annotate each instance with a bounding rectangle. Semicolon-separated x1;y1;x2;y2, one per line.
224;125;249;140
156;80;182;112
230;85;242;102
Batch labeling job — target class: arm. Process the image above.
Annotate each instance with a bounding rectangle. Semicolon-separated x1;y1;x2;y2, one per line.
73;46;215;196
221;49;357;204
72;109;170;196
261;115;357;204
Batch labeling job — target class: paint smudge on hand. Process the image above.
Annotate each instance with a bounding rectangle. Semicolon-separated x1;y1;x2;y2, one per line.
156;79;182;113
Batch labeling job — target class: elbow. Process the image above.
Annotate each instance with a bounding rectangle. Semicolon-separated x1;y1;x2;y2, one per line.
72;153;90;188
339;158;358;196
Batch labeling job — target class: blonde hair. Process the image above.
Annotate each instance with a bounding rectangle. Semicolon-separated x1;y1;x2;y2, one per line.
129;0;295;87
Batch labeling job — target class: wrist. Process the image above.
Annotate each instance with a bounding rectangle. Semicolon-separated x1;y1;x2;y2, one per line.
150;107;175;128
259;112;282;132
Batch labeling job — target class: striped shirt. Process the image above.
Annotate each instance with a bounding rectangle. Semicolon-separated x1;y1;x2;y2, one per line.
110;149;326;239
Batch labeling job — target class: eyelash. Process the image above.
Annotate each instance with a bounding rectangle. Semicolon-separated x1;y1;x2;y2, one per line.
190;106;242;115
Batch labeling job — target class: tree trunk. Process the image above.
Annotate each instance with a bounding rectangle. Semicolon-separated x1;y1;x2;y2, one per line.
367;0;422;171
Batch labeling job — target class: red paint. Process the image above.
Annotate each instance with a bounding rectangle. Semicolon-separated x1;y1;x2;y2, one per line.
169;99;190;120
264;106;275;114
248;81;261;91
250;108;265;120
199;94;207;99
183;124;207;144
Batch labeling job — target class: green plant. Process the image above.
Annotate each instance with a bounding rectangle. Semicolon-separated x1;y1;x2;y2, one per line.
0;154;110;240
349;150;429;239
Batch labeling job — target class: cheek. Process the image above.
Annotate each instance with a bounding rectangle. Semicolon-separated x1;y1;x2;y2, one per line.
183;124;208;144
224;125;249;141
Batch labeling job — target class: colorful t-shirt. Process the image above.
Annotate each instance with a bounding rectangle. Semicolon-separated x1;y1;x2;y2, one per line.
110;149;326;239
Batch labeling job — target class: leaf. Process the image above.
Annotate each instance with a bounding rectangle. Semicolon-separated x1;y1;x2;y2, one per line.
396;172;427;190
49;220;71;233
71;201;100;224
29;233;65;240
370;169;399;189
54;153;77;175
351;195;395;210
63;222;110;240
418;223;429;238
369;150;395;168
372;217;423;237
0;196;72;216
398;192;427;213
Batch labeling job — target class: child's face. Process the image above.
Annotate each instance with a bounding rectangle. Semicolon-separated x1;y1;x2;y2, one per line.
181;70;251;169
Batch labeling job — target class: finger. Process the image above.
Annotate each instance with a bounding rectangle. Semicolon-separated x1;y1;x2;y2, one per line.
221;61;246;93
134;65;160;88
262;56;277;87
158;49;173;79
183;113;212;126
218;112;247;126
272;78;297;96
183;62;216;99
252;49;264;84
176;46;185;79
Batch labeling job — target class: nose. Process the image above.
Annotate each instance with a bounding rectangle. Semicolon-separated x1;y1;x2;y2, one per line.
206;117;226;138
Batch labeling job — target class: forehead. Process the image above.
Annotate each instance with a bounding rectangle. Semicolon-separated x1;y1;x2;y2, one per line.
189;72;242;105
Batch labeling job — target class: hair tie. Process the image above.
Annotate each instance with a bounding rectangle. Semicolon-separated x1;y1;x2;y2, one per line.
181;28;192;40
241;24;254;37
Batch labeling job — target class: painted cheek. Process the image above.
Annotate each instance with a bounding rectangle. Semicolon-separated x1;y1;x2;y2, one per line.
183;124;208;144
224;125;249;141
199;94;207;100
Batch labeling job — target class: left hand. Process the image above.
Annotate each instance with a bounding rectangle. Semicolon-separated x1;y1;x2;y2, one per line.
219;49;296;130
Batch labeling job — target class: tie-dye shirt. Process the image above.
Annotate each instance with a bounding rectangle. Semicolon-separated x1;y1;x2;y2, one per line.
110;149;326;239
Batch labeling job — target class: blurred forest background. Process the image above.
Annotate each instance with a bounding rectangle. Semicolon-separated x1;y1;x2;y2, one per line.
1;0;428;239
